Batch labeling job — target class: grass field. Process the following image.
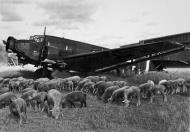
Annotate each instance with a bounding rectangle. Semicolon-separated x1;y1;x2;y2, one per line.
0;67;189;132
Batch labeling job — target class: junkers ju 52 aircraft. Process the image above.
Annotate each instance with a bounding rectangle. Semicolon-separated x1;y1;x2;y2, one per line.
2;28;188;78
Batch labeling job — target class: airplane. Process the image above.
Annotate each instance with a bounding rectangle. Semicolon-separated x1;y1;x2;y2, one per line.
2;28;188;78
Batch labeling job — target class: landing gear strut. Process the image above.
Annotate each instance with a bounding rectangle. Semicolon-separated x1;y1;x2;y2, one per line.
34;66;52;79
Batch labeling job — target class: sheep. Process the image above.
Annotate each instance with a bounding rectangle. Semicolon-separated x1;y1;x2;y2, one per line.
0;78;10;88
159;80;172;94
101;85;120;103
170;80;178;95
108;86;129;104
0;92;17;109
0;87;9;95
19;79;34;91
21;87;34;93
61;91;87;108
66;76;81;90
122;86;141;107
0;77;4;84
30;92;47;111
76;79;91;91
94;81;114;99
33;78;49;90
55;78;66;91
64;80;74;91
99;76;107;82
35;78;50;82
85;76;100;83
93;81;104;95
8;77;26;92
113;81;128;88
9;79;20;92
45;89;62;119
35;81;49;92
81;81;95;94
36;79;60;92
184;79;190;93
159;79;181;95
175;78;186;93
20;90;38;109
159;79;167;85
9;98;27;125
139;80;154;98
149;84;167;103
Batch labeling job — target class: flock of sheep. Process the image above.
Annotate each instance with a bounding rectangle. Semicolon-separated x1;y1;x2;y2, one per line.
0;75;189;125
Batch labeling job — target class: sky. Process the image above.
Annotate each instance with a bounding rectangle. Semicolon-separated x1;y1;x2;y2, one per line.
0;0;190;48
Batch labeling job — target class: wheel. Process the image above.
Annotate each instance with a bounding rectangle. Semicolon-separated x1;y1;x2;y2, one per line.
34;68;43;79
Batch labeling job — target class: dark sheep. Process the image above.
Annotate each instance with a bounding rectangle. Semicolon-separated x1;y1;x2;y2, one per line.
62;91;87;108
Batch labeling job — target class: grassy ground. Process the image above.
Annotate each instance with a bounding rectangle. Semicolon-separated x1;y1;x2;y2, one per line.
0;94;189;132
0;67;189;132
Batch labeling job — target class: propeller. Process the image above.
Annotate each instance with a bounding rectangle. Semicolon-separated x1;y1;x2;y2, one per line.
44;26;46;36
40;27;48;60
2;40;7;45
43;26;46;47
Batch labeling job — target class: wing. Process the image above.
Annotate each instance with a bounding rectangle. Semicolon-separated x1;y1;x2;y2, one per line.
152;59;190;68
61;41;185;72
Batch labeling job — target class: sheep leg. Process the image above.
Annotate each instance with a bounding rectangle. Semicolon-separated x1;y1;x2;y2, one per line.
182;85;187;93
70;102;75;108
81;100;87;107
136;92;141;106
160;90;167;102
149;92;154;103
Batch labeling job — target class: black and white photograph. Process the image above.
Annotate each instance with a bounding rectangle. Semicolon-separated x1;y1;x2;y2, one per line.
0;0;190;131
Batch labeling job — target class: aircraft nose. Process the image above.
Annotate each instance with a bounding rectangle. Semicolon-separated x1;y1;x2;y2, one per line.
6;36;16;52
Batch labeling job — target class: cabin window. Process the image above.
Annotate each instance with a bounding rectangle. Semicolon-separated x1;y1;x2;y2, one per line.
66;45;68;51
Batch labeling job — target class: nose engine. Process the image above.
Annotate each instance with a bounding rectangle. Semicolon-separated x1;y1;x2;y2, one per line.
3;36;16;52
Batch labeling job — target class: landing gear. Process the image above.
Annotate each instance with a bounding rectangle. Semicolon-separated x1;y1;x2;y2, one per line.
34;67;52;79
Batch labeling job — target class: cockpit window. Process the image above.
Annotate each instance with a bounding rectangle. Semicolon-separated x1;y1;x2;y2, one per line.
30;35;44;42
